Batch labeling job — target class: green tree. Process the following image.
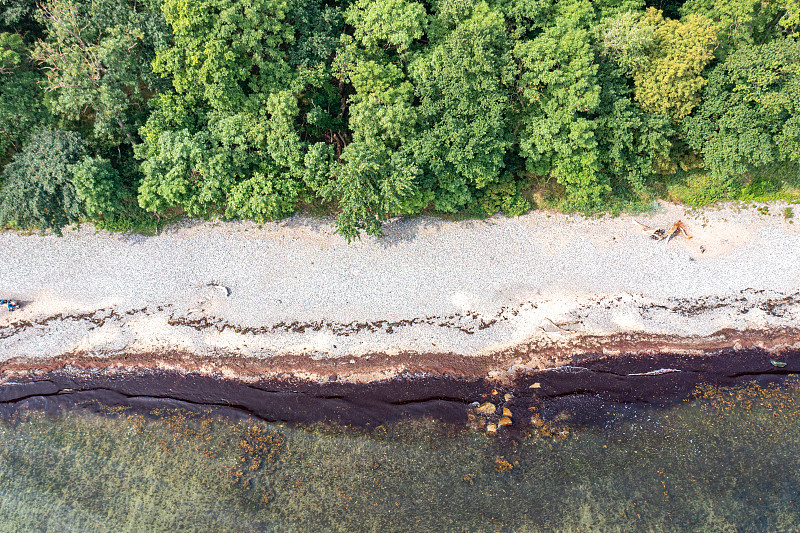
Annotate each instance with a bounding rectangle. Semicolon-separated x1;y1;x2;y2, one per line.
513;0;606;208
683;37;800;199
1;0;39;34
0;129;85;234
681;0;798;54
409;0;519;214
322;0;430;239
782;0;800;35
333;38;428;239
137;0;344;222
0;32;47;167
31;0;169;147
595;63;673;195
69;155;130;220
632;8;717;119
346;0;427;52
597;10;655;75
332;0;523;239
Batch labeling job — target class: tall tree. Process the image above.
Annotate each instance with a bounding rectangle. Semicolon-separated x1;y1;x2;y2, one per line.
328;0;429;239
0;32;46;167
0;129;85;234
632;8;716;119
683;37;800;199
681;0;798;55
136;0;344;221
32;0;169;146
595;10;673;193
409;0;519;214
514;0;606;209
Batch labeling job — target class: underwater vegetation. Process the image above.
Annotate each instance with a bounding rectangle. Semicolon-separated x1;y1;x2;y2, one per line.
1;379;800;532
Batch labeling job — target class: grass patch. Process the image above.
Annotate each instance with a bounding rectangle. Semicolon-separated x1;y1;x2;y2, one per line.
665;162;800;206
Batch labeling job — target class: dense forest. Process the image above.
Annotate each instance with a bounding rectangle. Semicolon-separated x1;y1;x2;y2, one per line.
0;0;798;239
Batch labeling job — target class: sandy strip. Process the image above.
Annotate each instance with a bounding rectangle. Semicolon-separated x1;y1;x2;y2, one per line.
1;201;799;380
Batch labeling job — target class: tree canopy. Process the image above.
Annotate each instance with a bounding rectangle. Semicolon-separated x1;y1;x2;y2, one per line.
0;129;86;234
2;0;800;237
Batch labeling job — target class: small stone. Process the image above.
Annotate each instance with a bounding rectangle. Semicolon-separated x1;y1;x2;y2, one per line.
503;393;513;401
530;382;541;389
486;423;497;434
476;402;496;415
491;389;499;395
498;417;512;427
502;407;512;417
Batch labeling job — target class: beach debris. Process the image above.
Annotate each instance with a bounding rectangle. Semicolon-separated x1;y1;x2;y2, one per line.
540;317;580;333
770;359;788;368
498;416;512;427
206;282;231;297
476;402;496;415
635;220;692;242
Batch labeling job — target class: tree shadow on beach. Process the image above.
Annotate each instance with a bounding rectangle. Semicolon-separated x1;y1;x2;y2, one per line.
376;215;494;248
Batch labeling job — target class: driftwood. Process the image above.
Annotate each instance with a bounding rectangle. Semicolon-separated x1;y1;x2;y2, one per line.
206;282;231;297
634;220;691;241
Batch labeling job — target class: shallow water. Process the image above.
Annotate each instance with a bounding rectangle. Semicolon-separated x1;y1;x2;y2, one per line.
1;379;800;532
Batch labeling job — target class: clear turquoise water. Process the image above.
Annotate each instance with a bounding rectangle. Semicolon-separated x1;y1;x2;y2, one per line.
1;379;799;532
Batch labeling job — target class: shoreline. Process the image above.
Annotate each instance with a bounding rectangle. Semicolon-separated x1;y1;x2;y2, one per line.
2;345;798;429
2;326;800;384
2;200;800;405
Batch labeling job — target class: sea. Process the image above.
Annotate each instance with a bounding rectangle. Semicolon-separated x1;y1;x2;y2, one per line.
0;370;798;531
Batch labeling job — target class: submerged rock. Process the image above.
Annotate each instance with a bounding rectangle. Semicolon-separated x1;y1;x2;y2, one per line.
476;402;496;415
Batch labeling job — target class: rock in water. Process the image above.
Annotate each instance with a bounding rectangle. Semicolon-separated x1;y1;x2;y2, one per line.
476;402;496;415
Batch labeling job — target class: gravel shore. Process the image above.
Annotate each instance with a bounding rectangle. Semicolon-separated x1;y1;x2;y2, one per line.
1;201;799;379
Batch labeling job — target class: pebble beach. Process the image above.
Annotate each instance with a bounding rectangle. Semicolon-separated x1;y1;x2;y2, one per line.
1;201;799;381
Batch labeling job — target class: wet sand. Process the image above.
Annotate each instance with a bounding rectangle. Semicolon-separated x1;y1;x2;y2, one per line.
2;344;798;429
